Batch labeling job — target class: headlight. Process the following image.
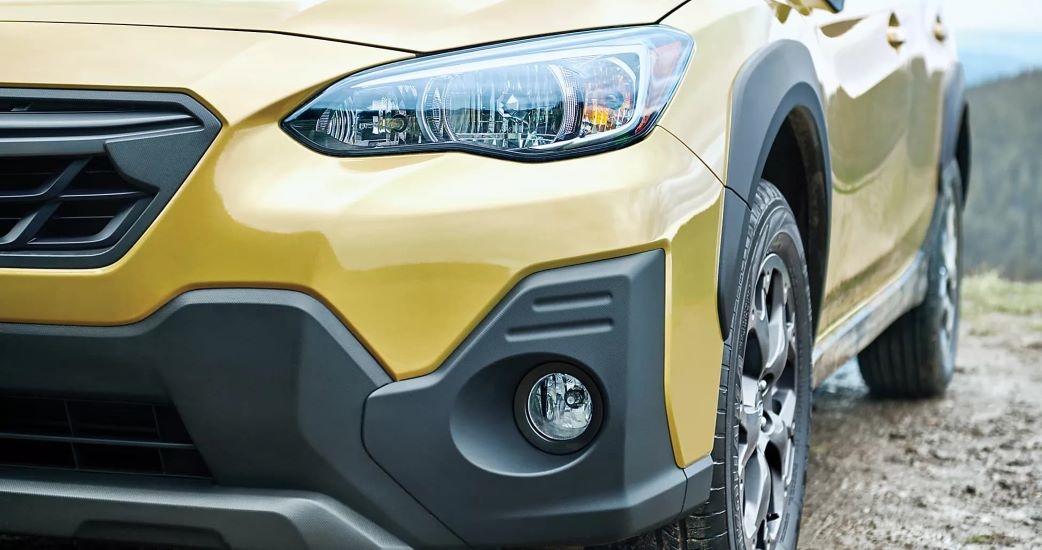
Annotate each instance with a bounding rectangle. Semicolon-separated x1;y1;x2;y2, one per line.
282;26;694;160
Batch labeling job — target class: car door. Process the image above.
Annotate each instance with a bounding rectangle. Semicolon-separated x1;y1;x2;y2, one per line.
808;0;915;334
899;0;950;271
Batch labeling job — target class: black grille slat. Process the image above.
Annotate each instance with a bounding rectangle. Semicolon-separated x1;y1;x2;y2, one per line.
0;202;36;239
0;203;58;246
0;156;74;196
0;157;86;201
31;199;130;242
57;157;150;201
0;110;198;139
0;396;71;436
0;439;76;469
0;396;211;479
0;432;196;450
0;155;151;250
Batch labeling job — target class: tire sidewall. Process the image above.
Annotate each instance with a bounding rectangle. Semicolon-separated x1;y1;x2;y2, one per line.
925;162;965;388
723;181;814;550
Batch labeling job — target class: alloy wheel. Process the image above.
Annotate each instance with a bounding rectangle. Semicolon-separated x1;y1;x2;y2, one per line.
937;185;959;372
739;253;799;550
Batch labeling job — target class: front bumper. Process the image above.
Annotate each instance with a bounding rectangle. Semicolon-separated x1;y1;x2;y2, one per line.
0;252;711;548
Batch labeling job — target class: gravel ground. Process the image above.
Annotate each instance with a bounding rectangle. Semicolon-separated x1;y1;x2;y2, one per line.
3;305;1040;549
802;311;1042;549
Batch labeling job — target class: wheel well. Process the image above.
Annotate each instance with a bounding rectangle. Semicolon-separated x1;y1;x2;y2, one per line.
955;105;971;198
760;107;829;333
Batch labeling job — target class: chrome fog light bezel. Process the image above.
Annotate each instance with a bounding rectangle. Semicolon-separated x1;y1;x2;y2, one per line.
513;362;604;454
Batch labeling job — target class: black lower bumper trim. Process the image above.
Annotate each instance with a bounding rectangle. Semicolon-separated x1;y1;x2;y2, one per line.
0;470;407;549
0;289;461;548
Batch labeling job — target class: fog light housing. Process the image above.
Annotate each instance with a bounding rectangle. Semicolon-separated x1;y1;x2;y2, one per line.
514;363;603;454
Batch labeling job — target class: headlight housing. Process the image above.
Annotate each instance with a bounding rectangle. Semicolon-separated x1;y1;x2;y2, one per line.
282;26;694;161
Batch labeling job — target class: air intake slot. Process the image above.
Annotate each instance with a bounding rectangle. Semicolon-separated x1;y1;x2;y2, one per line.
0;395;211;479
0;88;220;268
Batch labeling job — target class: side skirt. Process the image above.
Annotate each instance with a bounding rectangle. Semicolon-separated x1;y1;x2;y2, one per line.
811;254;928;387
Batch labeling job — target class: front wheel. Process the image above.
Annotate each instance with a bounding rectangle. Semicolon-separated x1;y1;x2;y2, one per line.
604;180;814;550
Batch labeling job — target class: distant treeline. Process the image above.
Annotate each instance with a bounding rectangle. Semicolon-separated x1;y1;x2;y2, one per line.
963;71;1042;281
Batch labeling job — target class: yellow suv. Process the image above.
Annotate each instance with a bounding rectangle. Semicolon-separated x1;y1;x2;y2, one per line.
0;1;968;549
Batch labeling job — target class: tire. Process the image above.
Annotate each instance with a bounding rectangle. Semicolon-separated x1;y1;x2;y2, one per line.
858;161;963;398
601;181;814;550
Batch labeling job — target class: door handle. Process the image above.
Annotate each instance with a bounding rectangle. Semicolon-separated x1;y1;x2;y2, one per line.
934;17;948;41
887;14;906;49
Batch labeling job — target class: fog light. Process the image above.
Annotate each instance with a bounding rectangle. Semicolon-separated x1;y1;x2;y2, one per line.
527;373;593;440
515;363;603;454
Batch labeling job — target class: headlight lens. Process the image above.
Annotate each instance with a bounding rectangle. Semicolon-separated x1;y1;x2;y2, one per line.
283;26;694;160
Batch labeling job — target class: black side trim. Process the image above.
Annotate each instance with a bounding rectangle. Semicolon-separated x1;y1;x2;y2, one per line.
0;88;221;269
365;250;712;547
716;41;832;337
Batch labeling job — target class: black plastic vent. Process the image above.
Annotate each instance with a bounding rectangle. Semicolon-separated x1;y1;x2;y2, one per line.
0;88;220;268
0;395;211;479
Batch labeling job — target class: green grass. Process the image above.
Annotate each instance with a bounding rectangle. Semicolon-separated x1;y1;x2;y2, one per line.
963;272;1042;317
965;533;1019;546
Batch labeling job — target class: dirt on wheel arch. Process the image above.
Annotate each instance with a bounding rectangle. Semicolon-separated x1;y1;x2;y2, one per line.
800;312;1042;549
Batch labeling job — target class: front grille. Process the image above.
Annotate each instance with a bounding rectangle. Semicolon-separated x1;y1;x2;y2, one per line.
0;395;211;479
0;88;220;269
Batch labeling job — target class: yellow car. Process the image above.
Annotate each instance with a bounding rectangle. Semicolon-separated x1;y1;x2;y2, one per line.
0;0;968;548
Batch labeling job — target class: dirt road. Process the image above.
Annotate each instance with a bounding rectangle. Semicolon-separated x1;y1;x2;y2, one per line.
802;311;1042;548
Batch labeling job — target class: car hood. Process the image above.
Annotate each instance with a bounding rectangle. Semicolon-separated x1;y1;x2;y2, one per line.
0;0;686;52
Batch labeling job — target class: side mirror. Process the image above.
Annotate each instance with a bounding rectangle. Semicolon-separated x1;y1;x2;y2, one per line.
775;0;844;13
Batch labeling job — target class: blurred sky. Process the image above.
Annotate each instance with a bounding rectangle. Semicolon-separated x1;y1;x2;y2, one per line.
945;0;1042;32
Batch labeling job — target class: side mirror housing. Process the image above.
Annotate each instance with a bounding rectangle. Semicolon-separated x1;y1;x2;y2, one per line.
775;0;844;13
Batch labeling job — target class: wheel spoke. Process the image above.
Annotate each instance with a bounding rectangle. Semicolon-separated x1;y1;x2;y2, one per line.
771;387;797;428
763;312;788;383
751;286;772;372
765;410;792;483
739;377;762;468
742;448;771;548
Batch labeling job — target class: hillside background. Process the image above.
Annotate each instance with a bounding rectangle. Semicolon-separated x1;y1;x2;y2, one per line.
963;71;1042;280
958;27;1042;280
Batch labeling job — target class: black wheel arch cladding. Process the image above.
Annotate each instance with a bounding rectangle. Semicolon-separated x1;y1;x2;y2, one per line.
717;40;833;339
941;62;970;198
